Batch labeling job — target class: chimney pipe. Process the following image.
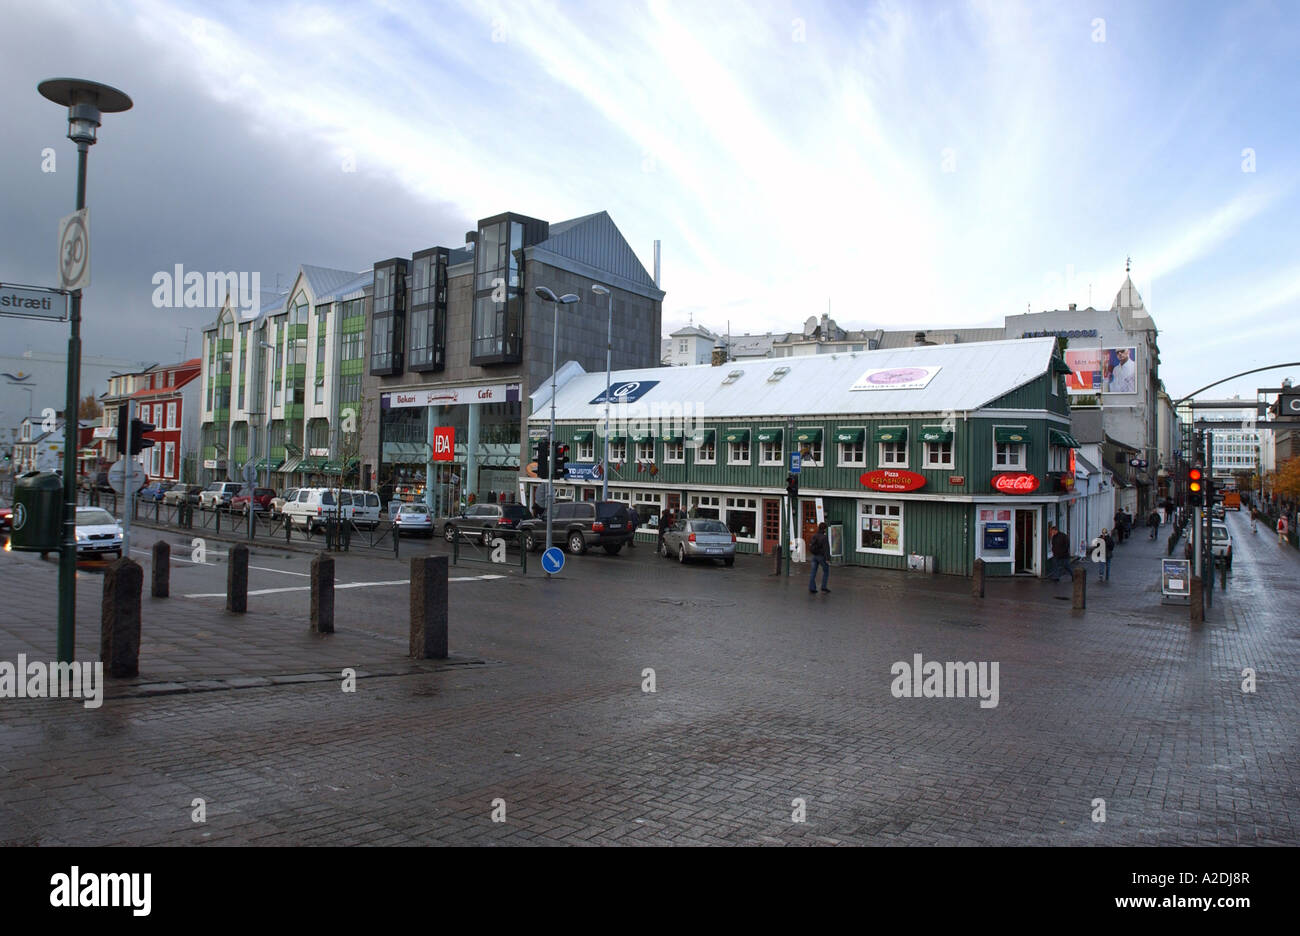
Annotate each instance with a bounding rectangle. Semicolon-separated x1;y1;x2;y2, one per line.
653;240;661;288
1068;303;1076;311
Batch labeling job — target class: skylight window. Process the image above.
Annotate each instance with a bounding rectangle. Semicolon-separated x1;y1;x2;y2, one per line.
722;369;744;385
767;366;791;383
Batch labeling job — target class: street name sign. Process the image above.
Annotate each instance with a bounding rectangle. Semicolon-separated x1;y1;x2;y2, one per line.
0;283;69;321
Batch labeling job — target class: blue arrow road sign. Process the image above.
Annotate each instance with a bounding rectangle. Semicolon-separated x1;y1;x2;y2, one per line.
541;546;565;574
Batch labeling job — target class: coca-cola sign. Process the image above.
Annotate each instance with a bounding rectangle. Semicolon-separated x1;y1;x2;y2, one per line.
992;472;1040;494
859;469;926;492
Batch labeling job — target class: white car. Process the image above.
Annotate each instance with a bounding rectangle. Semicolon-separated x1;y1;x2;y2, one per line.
340;490;382;528
199;481;242;510
394;503;432;537
75;506;123;560
1211;522;1233;569
282;488;341;533
270;488;298;518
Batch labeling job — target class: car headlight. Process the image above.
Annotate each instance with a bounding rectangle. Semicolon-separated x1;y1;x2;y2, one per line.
75;530;86;541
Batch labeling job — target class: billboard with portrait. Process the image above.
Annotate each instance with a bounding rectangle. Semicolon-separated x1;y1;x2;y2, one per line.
1064;347;1138;396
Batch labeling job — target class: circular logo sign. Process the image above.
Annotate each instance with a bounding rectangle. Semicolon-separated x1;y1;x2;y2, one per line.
866;367;929;386
859;470;926;492
992;472;1040;494
611;382;641;398
13;502;27;531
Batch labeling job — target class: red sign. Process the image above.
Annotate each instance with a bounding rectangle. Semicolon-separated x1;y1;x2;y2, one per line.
992;472;1039;494
431;427;454;462
859;469;926;492
949;475;965;486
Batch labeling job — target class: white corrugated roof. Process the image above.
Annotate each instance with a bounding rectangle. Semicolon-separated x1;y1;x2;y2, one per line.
530;337;1059;421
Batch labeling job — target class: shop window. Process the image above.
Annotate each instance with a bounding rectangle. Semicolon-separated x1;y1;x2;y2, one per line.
691;495;720;519
879;440;908;468
725;497;758;541
925;441;954;469
858;500;903;555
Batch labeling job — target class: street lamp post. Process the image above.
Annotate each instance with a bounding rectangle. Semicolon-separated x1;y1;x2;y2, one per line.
39;78;132;665
534;287;579;555
258;340;274;488
591;284;613;501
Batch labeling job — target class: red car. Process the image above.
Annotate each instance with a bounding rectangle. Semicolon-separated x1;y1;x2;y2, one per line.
230;488;277;513
0;504;12;531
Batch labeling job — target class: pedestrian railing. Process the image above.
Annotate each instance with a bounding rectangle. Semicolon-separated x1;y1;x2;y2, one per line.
450;527;527;573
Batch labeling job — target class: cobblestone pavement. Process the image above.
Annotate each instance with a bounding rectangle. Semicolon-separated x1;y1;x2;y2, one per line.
1;509;1296;846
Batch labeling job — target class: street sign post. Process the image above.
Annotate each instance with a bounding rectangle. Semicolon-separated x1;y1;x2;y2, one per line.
790;452;802;474
0;283;70;321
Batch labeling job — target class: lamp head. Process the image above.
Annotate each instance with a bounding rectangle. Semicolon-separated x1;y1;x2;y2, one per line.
38;78;132;146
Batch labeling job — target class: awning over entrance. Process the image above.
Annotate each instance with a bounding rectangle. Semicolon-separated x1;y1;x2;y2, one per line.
299;456;327;472
1049;428;1080;448
723;428;750;444
872;426;907;443
793;428;822;444
994;427;1030;444
918;426;951;443
755;428;782;443
833;428;864;444
280;455;303;474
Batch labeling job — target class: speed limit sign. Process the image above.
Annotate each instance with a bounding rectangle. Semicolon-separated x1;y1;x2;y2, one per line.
57;208;90;291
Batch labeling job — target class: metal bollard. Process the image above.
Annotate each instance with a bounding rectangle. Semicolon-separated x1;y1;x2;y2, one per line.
311;552;334;634
1190;576;1204;624
151;540;170;598
409;555;448;659
227;543;249;613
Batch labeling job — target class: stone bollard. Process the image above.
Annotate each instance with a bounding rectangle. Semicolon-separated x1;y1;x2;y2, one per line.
1190;576;1204;624
972;558;985;598
151;540;170;598
1072;565;1086;610
227;543;249;614
771;544;782;576
311;552;335;634
101;557;143;678
409;555;448;659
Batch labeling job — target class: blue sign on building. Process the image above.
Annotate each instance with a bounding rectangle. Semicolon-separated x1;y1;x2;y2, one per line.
589;380;660;405
789;452;802;474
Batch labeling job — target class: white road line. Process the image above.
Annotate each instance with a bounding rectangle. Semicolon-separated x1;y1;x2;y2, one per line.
131;547;311;577
183;574;504;599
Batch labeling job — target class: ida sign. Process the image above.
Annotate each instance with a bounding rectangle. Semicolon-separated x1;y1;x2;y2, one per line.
431;427;454;461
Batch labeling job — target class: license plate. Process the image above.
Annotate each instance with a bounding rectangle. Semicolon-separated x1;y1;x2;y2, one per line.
609;524;623;530
706;547;722;554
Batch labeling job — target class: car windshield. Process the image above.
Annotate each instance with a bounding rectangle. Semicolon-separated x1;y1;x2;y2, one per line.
1212;527;1229;541
401;505;427;515
691;519;730;533
504;505;529;519
78;509;117;526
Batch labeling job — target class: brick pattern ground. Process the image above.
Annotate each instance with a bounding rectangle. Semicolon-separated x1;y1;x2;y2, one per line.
1;510;1296;845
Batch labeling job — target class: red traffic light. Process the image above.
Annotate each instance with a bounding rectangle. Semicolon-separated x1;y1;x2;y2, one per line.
1188;467;1203;492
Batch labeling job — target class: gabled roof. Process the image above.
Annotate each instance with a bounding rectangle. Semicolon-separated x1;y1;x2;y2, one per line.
531;337;1061;421
530;211;663;300
317;270;372;303
669;324;716;339
1111;275;1145;315
300;264;363;301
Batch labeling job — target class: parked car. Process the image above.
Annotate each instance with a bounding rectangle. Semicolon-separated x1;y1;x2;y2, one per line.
74;506;123;560
517;501;634;555
199;482;243;510
340;489;382;528
163;483;203;507
270;488;299;518
0;502;12;531
660;516;737;566
1211;522;1233;569
1210;504;1226;521
281;488;342;532
394;503;433;537
231;488;277;513
441;503;532;546
137;480;175;503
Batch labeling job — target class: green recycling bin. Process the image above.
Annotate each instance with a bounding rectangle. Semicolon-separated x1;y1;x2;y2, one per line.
11;471;64;553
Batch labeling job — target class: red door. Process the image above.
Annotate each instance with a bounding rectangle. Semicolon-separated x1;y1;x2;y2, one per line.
762;498;781;554
801;500;818;549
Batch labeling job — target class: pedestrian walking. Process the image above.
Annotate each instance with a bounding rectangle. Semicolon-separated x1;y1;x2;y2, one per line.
1163;498;1173;524
1047;524;1071;581
1089;528;1113;582
626;506;639;547
1250;507;1258;534
1113;510;1125;543
1147;509;1161;540
658;507;674;555
808;521;831;593
1279;515;1290;546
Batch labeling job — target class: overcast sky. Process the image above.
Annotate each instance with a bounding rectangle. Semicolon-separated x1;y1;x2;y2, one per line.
2;0;1297;427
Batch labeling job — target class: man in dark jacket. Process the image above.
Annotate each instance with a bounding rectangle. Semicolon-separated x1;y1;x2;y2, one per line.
808;522;831;593
658;508;674;555
1047;524;1071;581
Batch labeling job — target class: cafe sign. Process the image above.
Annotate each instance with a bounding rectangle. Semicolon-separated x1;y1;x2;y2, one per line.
992;472;1040;494
859;469;926;492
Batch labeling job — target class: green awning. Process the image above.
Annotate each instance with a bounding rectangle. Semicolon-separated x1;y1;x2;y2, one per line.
833;428;864;444
658;430;682;443
723;428;750;444
919;426;952;443
994;427;1030;445
629;431;652;443
872;426;907;443
689;428;715;445
254;456;284;471
299;457;327;471
794;428;822;444
755;428;783;443
1050;428;1080;448
322;461;343;473
1051;357;1073;376
571;430;594;443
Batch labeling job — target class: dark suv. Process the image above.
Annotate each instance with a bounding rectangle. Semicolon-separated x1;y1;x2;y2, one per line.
518;501;634;555
441;503;532;546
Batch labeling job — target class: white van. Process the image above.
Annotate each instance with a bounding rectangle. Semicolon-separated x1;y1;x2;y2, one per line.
281;487;340;532
340;490;381;528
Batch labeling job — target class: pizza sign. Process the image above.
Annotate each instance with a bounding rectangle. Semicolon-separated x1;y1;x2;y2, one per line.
859;469;927;492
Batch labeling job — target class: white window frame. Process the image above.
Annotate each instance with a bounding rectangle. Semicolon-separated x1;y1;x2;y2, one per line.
837;431;866;467
924;440;954;470
728;439;750;465
857;499;904;555
690;494;720;518
609;489;631;503
993;441;1026;470
577;439;594;462
635;440;654;463
150;445;161;477
759;432;783;466
1049;444;1069;473
694;438;716;465
664;440;685;463
167;402;178;429
164;441;175;477
879;440;908;468
797;432;824;467
725;496;759;543
609;439;627;463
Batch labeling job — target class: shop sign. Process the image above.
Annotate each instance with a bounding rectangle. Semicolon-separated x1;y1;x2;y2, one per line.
949;475;965;485
859;469;926;492
431;427;454;462
850;366;940;392
383;383;521;408
992;472;1039;494
564;464;601;481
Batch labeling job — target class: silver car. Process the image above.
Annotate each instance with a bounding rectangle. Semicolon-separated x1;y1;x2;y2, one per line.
660;516;736;566
395;503;433;537
75;506;123;560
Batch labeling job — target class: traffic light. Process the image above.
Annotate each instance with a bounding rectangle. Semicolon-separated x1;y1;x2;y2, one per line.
129;418;156;456
786;473;799;497
534;439;549;478
552;444;569;480
115;404;128;454
1188;466;1204;506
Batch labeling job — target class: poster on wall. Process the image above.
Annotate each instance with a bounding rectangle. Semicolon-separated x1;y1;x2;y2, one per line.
1064;348;1139;395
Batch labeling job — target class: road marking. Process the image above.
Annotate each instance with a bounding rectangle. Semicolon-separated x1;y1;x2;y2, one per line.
183;574;504;599
132;547;314;577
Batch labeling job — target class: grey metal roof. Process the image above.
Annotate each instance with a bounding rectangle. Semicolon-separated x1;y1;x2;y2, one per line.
531;337;1061;421
531;211;661;297
301;264;364;300
317;270;372;303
